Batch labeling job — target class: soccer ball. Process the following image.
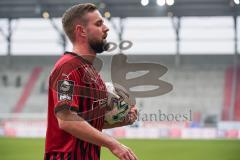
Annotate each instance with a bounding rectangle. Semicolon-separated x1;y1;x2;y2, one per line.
104;82;131;125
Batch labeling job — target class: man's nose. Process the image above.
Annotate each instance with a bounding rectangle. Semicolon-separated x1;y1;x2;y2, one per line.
103;24;109;32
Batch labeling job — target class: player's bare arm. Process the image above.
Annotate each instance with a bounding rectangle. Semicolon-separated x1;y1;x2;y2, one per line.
56;108;138;160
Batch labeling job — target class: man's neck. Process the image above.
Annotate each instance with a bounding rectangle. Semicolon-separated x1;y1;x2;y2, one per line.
72;44;96;64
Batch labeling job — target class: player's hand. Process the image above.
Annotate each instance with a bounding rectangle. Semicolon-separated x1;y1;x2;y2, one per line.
109;141;138;160
124;105;138;125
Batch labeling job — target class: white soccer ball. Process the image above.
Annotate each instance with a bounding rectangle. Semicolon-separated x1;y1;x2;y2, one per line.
104;82;131;125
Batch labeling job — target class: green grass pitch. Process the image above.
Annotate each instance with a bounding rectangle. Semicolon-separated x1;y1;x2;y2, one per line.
0;137;240;160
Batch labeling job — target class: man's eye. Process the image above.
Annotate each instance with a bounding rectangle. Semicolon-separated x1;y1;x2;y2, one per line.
96;22;102;26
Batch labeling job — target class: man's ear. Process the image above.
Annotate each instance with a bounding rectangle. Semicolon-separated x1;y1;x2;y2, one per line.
75;24;87;37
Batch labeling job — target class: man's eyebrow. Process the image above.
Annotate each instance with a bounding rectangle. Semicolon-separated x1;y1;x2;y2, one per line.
95;19;103;23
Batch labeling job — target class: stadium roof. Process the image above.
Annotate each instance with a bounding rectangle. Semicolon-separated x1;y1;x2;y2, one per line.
0;0;240;19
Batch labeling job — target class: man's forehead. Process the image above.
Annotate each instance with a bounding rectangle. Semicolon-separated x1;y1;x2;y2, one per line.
86;10;104;23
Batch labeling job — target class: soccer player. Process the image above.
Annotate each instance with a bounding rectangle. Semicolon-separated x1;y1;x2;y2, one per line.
44;3;138;160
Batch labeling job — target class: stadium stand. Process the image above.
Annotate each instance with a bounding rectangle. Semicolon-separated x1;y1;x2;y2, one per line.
1;55;238;121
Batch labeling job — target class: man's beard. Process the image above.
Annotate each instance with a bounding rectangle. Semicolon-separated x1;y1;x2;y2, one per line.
89;38;109;54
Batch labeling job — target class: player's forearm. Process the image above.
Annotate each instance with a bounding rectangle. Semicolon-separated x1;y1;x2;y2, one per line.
56;110;117;149
59;119;117;148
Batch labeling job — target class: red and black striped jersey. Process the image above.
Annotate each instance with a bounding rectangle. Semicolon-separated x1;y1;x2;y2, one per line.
44;52;108;160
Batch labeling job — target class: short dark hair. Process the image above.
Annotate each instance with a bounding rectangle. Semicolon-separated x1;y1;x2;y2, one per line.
62;3;97;42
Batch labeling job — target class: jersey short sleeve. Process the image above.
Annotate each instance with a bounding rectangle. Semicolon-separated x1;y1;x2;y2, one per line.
49;62;83;114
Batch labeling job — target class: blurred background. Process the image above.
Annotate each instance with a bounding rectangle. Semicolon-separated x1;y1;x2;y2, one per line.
0;0;240;159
